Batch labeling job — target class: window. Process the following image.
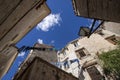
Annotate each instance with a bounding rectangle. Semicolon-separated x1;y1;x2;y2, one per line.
105;35;118;45
65;47;69;51
95;30;104;36
73;42;78;47
63;52;66;56
75;48;89;59
86;66;103;80
71;40;79;47
79;50;86;57
98;32;104;36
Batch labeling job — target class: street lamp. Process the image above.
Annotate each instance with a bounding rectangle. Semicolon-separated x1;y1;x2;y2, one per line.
78;19;104;38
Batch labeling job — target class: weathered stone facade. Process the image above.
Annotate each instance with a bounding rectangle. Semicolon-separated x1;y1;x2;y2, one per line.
58;29;120;80
103;22;120;36
72;0;120;23
0;0;50;78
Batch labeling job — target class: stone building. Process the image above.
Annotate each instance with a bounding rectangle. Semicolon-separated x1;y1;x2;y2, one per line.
14;43;58;77
13;57;79;80
0;46;18;79
0;0;50;78
25;43;57;63
72;0;120;23
102;22;120;35
57;29;120;80
13;43;79;80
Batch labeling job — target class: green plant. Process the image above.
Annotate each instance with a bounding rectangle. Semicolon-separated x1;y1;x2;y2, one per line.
99;41;120;79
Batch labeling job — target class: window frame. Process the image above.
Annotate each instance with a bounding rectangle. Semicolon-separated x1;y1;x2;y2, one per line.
86;66;103;80
73;41;78;47
71;40;79;48
75;47;89;59
105;35;118;45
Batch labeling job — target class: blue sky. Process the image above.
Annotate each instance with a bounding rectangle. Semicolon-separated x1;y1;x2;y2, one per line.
2;0;92;80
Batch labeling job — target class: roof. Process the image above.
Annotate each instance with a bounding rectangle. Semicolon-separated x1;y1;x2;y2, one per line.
34;43;54;49
13;57;79;80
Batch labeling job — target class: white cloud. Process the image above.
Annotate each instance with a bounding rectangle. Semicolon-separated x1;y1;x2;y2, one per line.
36;13;61;31
38;39;43;44
18;52;25;57
18;61;22;65
51;40;55;44
49;40;55;46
